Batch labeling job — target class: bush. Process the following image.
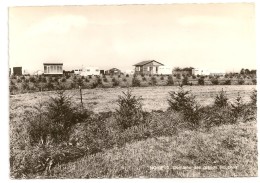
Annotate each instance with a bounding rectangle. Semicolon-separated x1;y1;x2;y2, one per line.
112;78;119;87
17;79;22;83
123;78;127;82
182;76;189;85
224;79;231;85
41;77;47;83
168;87;200;128
66;75;70;79
160;76;164;80
230;93;244;119
132;76;141;87
96;77;102;85
77;78;84;87
198;77;205;85
211;78;219;85
46;81;54;90
103;77;108;82
150;76;157;86
250;89;257;106
167;75;174;86
176;73;181;79
252;79;257;85
89;75;92;79
238;79;245;85
29;77;36;83
142;77;146;81
61;78;66;82
115;88;144;130
192;75;196;79
214;89;228;108
22;82;29;91
126;74;129;77
85;78;89;83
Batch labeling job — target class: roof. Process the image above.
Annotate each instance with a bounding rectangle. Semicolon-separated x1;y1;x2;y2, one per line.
109;68;121;71
43;63;63;65
133;60;164;66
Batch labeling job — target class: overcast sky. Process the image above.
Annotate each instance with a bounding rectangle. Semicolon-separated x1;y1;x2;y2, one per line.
9;3;256;73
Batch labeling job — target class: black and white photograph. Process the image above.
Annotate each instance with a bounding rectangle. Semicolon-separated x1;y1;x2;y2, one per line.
1;0;258;180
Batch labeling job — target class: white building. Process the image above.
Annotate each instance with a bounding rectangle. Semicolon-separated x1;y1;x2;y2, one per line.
192;68;210;76
192;68;225;76
80;67;100;76
43;63;63;75
157;66;173;75
209;69;226;76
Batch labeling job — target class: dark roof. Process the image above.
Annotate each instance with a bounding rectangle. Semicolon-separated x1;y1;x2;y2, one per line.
43;63;63;65
133;60;164;66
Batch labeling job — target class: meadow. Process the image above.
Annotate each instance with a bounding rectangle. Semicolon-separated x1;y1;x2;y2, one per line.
9;85;257;178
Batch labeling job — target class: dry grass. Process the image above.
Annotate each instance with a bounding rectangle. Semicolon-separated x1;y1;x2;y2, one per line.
46;120;257;178
10;85;256;113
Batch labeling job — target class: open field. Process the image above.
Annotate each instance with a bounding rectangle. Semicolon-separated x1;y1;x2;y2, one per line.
10;85;256;113
9;85;257;178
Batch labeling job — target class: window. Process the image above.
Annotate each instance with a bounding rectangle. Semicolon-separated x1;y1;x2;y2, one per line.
136;66;140;71
44;66;47;73
87;69;90;72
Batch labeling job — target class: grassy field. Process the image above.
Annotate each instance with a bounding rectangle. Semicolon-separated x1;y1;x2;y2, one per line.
9;85;257;178
10;85;256;113
48;121;257;178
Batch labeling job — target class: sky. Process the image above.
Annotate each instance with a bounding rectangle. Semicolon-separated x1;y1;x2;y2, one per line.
8;3;256;73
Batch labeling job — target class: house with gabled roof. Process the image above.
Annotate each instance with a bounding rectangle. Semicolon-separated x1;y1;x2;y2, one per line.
133;60;164;75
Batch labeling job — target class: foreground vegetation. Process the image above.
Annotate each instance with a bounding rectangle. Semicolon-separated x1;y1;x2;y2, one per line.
9;85;257;178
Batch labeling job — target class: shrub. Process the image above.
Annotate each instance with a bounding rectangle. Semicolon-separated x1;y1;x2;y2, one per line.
89;75;92;79
41;77;47;83
112;78;119;87
17;79;22;83
103;77;108;82
150;76;157;86
123;78;127;82
214;89;228;108
25;79;29;83
198;77;205;85
115;88;144;130
238;79;245;85
168;87;200;128
230;93;244;119
66;75;70;79
85;78;89;83
250;89;257;106
126;74;129;77
77;78;84;87
46;81;54;90
61;78;66;82
167;75;174;86
192;75;196;79
211;78;219;85
142;77;146;81
176;73;181;79
81;76;85;79
22;82;29;91
224;79;231;85
96;77;102;85
160;76;164;80
132;76;141;87
182;76;189;85
252;79;257;85
29;77;36;83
